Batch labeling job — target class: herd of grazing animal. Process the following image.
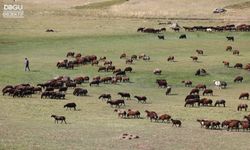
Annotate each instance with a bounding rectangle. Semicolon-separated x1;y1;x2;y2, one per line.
2;25;250;131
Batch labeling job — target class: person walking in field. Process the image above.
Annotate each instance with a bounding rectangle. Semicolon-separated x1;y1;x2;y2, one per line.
24;58;30;71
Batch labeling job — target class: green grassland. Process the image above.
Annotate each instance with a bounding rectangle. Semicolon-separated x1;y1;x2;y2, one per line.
1;22;250;149
1;0;250;149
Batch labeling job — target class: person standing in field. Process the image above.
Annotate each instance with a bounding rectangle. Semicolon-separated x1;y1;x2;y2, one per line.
24;58;30;71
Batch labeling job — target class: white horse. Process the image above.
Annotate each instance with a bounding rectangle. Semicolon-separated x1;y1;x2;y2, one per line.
213;80;227;89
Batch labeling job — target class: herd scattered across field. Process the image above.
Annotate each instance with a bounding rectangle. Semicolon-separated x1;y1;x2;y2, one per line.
2;25;250;132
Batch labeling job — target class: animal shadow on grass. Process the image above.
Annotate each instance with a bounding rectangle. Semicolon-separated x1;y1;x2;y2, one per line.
30;70;40;72
166;93;178;96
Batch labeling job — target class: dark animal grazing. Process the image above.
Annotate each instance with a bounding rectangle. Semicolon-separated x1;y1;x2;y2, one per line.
156;79;167;88
203;89;213;96
234;63;243;69
73;88;88;96
185;94;200;101
190;88;199;95
120;53;126;59
199;98;213;106
239;93;249;100
195;69;207;76
240;121;250;131
126;59;133;64
106;66;116;72
118;92;131;100
196;50;204;55
214;100;226;107
234;76;243;83
134;96;147;103
98;66;107;72
64;103;76;110
221;120;239;128
113;68;122;74
107;99;125;107
195;84;206;90
226;46;232;51
233;50;239;55
182;80;192;87
51;115;67;124
122;76;130;82
226;36;234;41
66;52;75;57
127;109;141;118
171;119;181;127
65;82;76;88
167;56;175;62
137;27;144;32
124;66;132;72
116;71;126;76
158;114;171;122
227;121;240;131
99;94;111;101
179;34;187;39
197;120;220;129
89;80;100;86
59;87;68;93
238;104;248;111
91;60;99;66
190;56;198;61
131;55;137;60
158;35;165;40
46;29;54;32
104;60;112;66
184;98;200;107
222;61;229;67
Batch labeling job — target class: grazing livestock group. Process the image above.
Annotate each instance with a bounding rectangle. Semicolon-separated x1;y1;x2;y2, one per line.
2;25;250;133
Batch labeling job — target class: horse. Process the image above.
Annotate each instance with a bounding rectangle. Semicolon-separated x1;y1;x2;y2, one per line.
127;109;141;119
234;76;243;83
158;114;171;123
239;93;249;100
222;61;229;67
118;92;131;100
199;98;213;106
233;50;239;55
114;109;127;118
99;94;111;101
64;103;77;110
234;63;243;69
171;119;181;127
190;88;199;95
237;104;248;111
167;56;175;62
195;84;206;90
124;66;132;72
182;80;192;87
134;96;147;103
190;56;198;61
73;88;88;96
179;34;187;39
51;115;67;124
107;99;125;107
226;46;232;51
214;100;226;107
226;36;234;41
156;79;167;88
158;35;165;40
145;110;158;122
184;98;200;107
213;80;227;89
196;50;203;55
153;69;162;75
203;89;213;96
89;80;100;86
185;94;200;101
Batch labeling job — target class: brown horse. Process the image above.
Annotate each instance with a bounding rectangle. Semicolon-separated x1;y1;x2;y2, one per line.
203;89;213;96
182;80;192;87
196;49;204;55
158;114;171;123
234;76;243;83
237;104;248;111
190;56;198;61
51;115;67;124
171;119;181;127
239;93;249;99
